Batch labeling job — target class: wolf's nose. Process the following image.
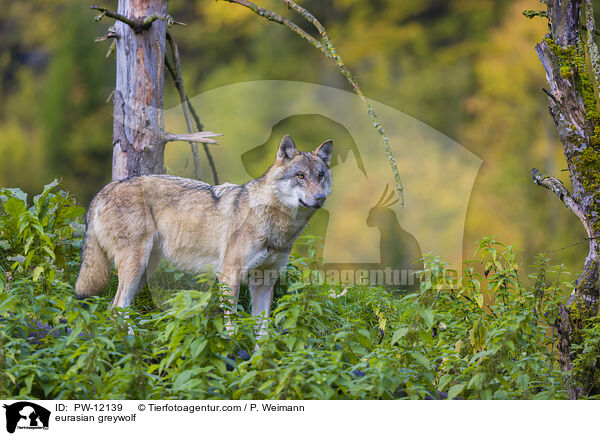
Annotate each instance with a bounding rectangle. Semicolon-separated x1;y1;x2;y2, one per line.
315;194;326;206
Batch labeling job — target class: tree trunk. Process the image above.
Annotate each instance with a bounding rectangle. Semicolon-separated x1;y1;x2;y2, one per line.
112;0;167;180
531;0;600;399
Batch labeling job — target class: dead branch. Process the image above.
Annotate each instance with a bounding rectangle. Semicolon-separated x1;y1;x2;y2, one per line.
163;131;221;144
94;25;119;42
91;5;184;33
530;168;592;238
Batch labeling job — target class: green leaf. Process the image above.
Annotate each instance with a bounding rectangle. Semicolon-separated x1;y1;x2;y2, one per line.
213;317;224;333
287;281;306;292
438;374;453;391
41;245;56;259
410;351;432;370
23;235;34;254
1;188;27;203
419;308;435;327
274;310;285;326
213;359;226;375
25;374;34;393
190;339;207;359
258;379;274;392
173;370;195;391
283;334;297;351
33;179;59;212
32;266;44;282
484;261;493;277
467;373;485;391
390;327;408;345
469;317;488;351
448;383;466;400
283;306;300;330
516;373;530;390
19;219;31;235
378;317;387;331
66;324;83;346
0;293;14;314
475;292;484;308
3;196;27;217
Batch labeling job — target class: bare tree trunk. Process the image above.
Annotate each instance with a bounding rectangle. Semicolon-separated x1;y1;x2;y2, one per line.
530;0;600;399
111;0;167;180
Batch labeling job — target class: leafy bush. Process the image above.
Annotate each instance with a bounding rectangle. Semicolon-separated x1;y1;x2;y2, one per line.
0;184;578;399
0;180;84;292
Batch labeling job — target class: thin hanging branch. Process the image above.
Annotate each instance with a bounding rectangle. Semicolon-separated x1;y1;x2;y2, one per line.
185;97;220;185
217;0;328;56
165;31;220;184
166;33;200;180
542;236;599;254
220;0;405;206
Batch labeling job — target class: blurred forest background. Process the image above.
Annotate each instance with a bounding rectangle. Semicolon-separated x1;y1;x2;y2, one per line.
0;0;592;273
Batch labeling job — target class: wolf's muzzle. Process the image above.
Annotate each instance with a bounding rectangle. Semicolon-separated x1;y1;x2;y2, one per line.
300;194;326;209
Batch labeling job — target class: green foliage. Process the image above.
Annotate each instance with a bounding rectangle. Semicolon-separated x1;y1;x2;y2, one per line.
0;179;84;292
0;185;591;400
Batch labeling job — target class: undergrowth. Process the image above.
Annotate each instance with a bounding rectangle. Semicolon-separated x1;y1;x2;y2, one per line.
0;181;587;399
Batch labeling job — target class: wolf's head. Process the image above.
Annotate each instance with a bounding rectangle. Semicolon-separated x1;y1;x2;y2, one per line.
268;134;333;210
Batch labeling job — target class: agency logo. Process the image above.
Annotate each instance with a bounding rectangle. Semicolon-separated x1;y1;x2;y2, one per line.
2;402;50;434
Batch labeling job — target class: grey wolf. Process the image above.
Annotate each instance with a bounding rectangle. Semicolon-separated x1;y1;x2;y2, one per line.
75;134;333;323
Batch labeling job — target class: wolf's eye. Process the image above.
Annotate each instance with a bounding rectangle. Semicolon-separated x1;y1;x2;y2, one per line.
318;172;324;180
296;172;305;179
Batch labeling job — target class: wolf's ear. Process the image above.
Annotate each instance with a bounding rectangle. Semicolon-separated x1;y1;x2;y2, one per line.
313;139;333;167
276;134;299;163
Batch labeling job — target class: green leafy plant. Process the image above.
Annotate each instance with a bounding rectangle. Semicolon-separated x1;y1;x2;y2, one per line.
0;179;84;291
0;184;582;400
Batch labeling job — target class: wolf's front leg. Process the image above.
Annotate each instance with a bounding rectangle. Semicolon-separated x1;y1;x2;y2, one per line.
249;272;277;340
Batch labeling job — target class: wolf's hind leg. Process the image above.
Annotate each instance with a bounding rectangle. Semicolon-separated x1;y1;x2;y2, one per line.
112;246;153;309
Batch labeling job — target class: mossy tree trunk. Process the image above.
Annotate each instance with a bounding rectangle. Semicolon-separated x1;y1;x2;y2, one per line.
530;0;600;399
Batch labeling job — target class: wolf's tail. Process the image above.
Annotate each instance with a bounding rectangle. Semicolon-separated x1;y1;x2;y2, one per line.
75;228;111;299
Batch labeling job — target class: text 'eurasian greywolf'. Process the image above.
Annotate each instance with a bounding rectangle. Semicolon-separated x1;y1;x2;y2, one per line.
75;135;333;322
